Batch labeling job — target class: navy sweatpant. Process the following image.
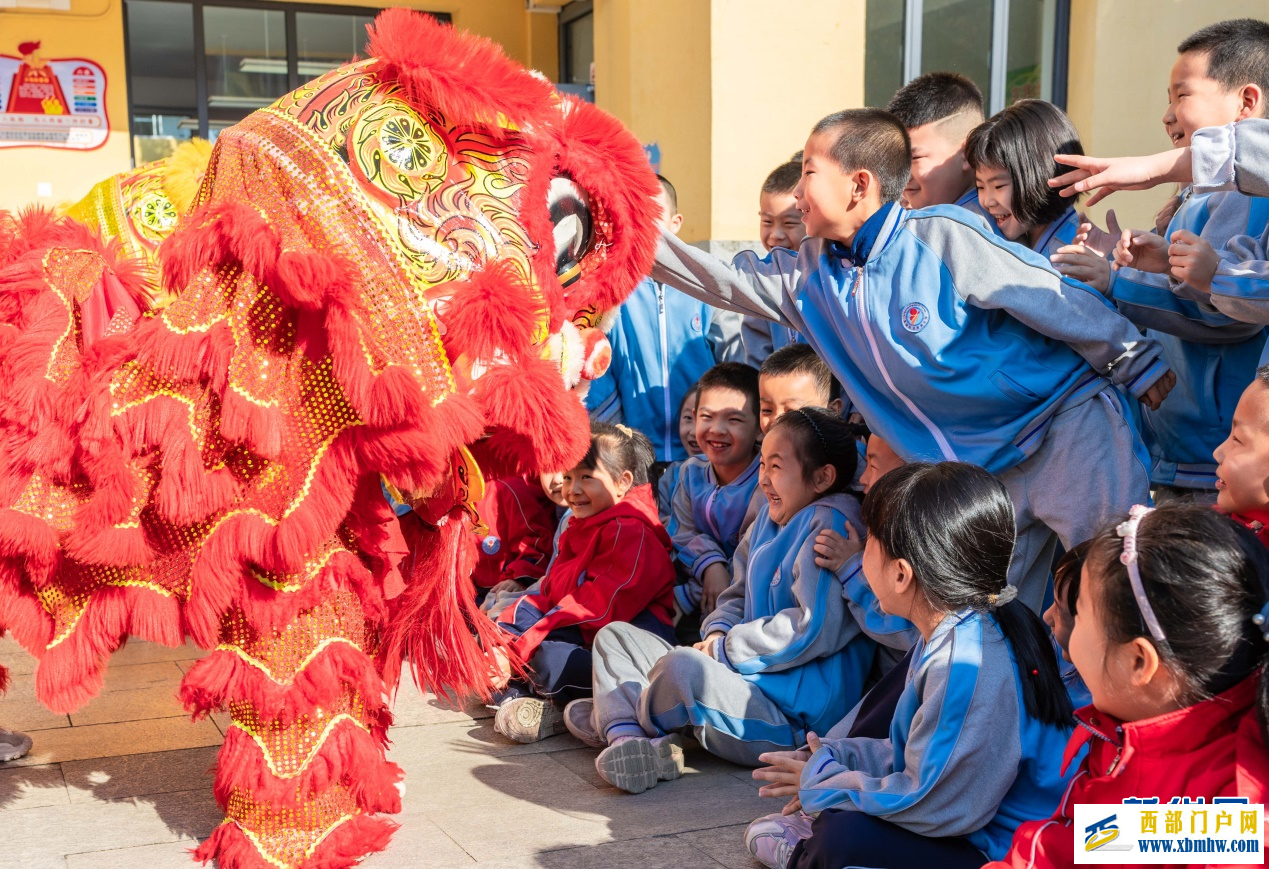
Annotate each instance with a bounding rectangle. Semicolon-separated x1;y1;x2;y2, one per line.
789;811;984;869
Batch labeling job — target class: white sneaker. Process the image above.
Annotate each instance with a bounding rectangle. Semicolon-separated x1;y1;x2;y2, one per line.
492;697;566;743
744;811;815;869
0;728;31;763
594;734;684;793
562;699;606;749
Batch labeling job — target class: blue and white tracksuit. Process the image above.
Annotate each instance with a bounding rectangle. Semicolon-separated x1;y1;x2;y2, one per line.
586;277;740;462
589;494;913;766
665;454;764;614
651;202;1165;611
800;609;1076;862
1109;187;1268;488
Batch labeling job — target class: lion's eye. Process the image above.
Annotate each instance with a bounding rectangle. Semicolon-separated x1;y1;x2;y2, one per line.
547;177;592;281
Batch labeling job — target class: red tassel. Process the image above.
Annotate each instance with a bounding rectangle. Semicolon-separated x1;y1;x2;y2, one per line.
194;814;398;869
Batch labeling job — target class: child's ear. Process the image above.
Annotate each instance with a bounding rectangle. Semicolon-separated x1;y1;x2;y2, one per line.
1239;83;1265;120
827;397;843;416
619;469;634;494
812;463;837;494
893;557;916;596
1126;636;1164;688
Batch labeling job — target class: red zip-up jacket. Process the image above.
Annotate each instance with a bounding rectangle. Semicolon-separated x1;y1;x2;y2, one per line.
987;675;1269;869
471;475;559;589
497;484;674;660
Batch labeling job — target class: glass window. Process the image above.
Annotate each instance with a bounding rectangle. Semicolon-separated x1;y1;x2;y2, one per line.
920;0;993;101
565;12;593;87
1005;0;1057;103
296;11;375;80
125;0;196;163
864;0;905;108
203;5;288;132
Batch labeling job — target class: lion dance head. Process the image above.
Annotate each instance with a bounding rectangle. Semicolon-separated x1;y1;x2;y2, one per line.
0;10;658;868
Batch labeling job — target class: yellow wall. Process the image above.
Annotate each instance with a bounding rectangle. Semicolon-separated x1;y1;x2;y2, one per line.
596;0;865;245
0;0;558;212
1067;0;1268;232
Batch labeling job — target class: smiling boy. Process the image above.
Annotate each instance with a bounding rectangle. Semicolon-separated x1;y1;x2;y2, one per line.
651;108;1173;611
1105;19;1269;497
666;363;764;617
742;159;809;368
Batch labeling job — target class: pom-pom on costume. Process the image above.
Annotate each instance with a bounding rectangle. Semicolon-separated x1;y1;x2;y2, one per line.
0;9;659;868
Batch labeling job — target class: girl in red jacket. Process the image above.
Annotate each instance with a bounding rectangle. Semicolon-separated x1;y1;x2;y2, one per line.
491;423;677;744
989;501;1269;869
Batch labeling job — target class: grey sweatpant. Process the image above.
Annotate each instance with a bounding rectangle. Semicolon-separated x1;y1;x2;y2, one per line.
591;622;800;767
998;388;1151;612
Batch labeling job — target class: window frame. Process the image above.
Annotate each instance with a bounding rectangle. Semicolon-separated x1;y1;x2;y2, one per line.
897;0;1070;112
122;0;450;156
558;0;593;89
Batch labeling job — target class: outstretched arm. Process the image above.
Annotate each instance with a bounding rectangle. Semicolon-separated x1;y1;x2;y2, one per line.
651;231;800;326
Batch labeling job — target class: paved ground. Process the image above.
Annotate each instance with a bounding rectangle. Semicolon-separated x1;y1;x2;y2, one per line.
0;637;772;868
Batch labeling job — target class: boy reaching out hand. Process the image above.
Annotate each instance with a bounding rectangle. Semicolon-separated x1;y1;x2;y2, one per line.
651;108;1173;612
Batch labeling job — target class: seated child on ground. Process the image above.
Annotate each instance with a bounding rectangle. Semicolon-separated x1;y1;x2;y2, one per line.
758;343;841;432
480;471;572;617
565;408;885;792
471;473;563;602
490;424;675;744
988;502;1269;869
745;462;1075;869
1214;363;1269;544
667;362;764;617
655;384;702;525
812;430;906;570
1044;542;1092;709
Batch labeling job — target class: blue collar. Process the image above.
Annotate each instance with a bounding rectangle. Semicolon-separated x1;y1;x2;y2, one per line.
828;201;896;267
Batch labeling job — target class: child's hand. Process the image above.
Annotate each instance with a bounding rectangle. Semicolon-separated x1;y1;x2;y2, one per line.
754;732;822;811
1050;150;1190;207
1073;211;1119;256
1168;230;1219;292
1113;228;1170;274
692;631;726;658
701;563;731;616
1140;369;1177;411
1051;243;1112;294
814;523;862;573
488;579;523;597
489;644;513;690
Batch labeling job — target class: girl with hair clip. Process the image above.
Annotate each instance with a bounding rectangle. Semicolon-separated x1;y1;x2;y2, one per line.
746;462;1076;869
490;423;677;744
566;408;910;793
966;99;1118;292
988;501;1269;869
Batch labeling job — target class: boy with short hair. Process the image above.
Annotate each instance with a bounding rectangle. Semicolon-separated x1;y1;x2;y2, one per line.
758;343;841;433
742;160;809;368
1106;19;1269;495
667;362;764;617
652;108;1173;612
886;71;994;227
587;175;740;464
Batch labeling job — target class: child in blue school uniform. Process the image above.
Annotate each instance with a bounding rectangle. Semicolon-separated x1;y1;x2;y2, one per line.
566;409;913;792
745;463;1076;869
665;362;765;618
651;107;1174;613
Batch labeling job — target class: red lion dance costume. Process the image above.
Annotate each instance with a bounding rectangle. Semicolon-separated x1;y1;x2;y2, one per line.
0;10;658;868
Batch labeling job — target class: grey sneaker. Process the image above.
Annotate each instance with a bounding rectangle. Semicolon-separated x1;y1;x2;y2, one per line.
562;699;606;749
594;734;683;794
0;728;32;763
492;697;566;743
744;811;815;869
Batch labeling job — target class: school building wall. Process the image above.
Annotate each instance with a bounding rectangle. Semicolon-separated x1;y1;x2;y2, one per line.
0;0;1263;240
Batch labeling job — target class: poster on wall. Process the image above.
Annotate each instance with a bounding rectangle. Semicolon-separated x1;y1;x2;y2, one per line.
0;41;109;151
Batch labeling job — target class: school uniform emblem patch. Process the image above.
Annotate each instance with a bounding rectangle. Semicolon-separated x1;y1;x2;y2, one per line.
901;302;929;332
691;314;703;333
481;536;502;555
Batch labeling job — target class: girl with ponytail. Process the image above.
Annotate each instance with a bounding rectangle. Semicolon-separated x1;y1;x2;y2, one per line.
747;462;1076;869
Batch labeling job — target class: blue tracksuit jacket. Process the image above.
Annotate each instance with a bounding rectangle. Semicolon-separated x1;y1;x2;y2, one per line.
698;494;876;739
652;202;1166;474
1109;187;1268;487
802;609;1076;861
586;278;737;462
